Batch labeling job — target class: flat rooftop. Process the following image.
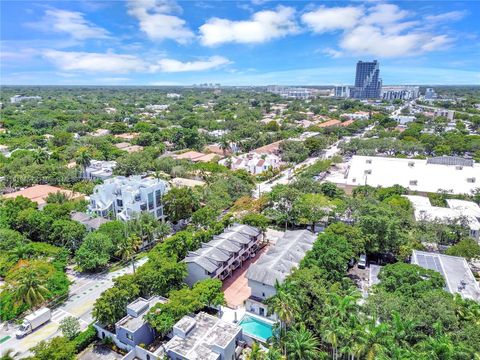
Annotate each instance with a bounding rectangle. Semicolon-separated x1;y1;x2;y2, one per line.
411;250;480;301
116;297;166;332
404;195;480;230
165;312;240;360
330;155;480;195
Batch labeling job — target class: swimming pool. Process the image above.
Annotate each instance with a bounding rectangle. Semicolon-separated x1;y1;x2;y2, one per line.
239;315;273;342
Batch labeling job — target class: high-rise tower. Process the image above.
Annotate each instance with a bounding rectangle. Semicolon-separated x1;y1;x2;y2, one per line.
351;60;382;99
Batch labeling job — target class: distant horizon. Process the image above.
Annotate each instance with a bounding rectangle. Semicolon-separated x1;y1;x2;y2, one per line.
2;84;480;88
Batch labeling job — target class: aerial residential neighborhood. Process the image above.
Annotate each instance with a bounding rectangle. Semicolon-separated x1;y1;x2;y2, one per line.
1;1;480;359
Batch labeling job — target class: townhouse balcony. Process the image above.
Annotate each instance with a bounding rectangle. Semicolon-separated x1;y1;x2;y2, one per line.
219;269;231;281
230;260;241;271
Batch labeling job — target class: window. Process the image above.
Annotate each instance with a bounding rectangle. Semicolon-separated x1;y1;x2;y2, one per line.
126;332;133;341
140;204;147;211
117;199;123;207
155;189;162;207
409;180;418;186
352;178;356;183
156;208;163;218
148;192;154;210
364;169;372;175
467;177;476;183
456;166;463;170
408;161;415;167
366;159;372;164
134;194;141;202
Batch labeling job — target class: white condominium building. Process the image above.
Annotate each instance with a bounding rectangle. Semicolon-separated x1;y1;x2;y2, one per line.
89;176;169;221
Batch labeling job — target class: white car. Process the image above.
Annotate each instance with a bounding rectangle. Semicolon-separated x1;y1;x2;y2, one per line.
358;254;367;269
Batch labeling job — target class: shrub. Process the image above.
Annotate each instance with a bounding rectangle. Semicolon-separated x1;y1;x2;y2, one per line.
73;325;97;352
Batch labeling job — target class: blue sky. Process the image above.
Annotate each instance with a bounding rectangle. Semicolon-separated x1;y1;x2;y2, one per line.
1;0;479;85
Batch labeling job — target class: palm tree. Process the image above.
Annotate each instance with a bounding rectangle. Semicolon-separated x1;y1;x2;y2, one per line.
266;286;299;355
353;320;391;360
115;234;142;273
11;268;50;309
219;136;230;157
246;342;264;360
75;147;92;178
264;347;285;360
32;150;49;164
414;322;457;359
285;324;320;360
156;222;172;243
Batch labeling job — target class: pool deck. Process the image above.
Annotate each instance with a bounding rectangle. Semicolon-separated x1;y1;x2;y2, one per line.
221;246;268;308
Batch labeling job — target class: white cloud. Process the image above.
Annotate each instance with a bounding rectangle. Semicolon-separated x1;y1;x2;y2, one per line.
127;0;194;43
322;48;343;58
42;50;230;74
29;9;110;40
199;6;298;46
363;4;409;26
301;6;362;33
153;56;231;72
340;25;450;57
42;50;147;73
303;3;454;58
425;10;467;23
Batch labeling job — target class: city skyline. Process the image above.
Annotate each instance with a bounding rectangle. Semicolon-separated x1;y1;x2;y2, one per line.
1;1;479;86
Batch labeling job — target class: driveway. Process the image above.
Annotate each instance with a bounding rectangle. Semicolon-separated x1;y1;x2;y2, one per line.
222;246;268;308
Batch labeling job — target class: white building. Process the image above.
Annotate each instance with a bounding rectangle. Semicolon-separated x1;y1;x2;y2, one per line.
245;230;315;317
334;86;350;98
411;251;480;301
89;176;169;221
381;86;419;101
392;115;416;124
340;111;370;120
10;95;41;104
84;160;117;180
329;156;480;195
166;93;182;99
424;88;437;100
267;86;315;99
404;195;480;241
221;153;282;175
145;104;169;111
434;109;455;121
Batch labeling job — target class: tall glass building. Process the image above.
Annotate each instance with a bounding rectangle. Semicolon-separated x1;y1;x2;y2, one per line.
351;60;382;99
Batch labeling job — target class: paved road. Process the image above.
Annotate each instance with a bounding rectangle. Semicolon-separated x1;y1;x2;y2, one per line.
253;126;373;198
0;258;147;358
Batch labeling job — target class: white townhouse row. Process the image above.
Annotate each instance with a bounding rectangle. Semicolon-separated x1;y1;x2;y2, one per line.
245;230;316;318
184;224;262;286
88;176;169;221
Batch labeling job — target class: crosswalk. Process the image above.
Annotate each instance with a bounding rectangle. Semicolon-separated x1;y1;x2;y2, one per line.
51;309;88;326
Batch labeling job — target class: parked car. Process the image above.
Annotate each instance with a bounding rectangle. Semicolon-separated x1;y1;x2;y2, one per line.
358;254;367;269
